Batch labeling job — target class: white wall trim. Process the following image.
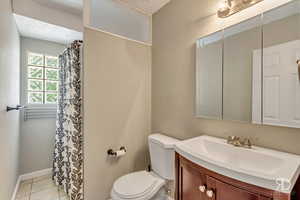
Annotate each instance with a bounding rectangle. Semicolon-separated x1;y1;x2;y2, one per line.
20;168;52;181
84;25;152;47
10;176;21;200
11;168;52;200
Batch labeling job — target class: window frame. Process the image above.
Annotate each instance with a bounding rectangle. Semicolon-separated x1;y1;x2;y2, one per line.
26;51;59;105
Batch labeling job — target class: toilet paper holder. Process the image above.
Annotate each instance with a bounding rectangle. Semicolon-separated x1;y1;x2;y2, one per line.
107;146;127;157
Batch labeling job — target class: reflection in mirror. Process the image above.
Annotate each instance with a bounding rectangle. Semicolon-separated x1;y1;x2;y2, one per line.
195;0;300;129
223;16;262;122
196;31;223;119
253;0;300;128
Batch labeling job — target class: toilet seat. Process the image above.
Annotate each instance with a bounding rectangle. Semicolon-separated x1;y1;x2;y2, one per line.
111;171;165;200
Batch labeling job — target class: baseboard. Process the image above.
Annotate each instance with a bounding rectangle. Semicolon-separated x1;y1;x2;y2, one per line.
20;168;52;181
11;168;52;200
11;176;21;200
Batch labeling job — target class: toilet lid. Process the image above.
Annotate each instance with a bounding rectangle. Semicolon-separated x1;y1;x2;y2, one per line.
113;171;162;199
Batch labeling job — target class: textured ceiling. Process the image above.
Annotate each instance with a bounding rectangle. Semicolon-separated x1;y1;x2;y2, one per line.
114;0;171;15
14;14;82;44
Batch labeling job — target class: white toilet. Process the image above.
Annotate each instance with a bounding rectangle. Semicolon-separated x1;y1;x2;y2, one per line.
111;134;179;200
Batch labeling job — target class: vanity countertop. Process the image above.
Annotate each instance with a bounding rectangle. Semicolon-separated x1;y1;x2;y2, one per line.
174;135;300;193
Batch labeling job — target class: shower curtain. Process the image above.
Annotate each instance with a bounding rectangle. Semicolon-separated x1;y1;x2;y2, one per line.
53;40;83;200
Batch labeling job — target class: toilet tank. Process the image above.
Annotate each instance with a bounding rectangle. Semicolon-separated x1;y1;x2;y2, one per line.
148;134;180;180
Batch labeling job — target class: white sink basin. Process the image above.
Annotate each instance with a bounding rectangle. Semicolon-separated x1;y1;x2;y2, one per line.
175;135;300;193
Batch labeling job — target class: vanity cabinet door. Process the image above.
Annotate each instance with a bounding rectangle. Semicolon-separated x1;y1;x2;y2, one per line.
179;160;207;200
206;176;269;200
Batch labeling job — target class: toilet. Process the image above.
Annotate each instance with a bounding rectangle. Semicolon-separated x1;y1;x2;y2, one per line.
111;134;180;200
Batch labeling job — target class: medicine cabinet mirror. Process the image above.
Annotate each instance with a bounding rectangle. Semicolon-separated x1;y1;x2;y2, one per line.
195;0;300;128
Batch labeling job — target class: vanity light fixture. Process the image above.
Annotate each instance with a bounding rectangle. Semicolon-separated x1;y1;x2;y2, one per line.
218;0;264;18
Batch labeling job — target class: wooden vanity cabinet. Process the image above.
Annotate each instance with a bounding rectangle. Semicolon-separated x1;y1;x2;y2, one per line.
178;158;207;200
206;176;268;200
175;153;299;200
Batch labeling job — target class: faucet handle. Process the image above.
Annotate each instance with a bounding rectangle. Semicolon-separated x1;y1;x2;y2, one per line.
227;136;239;144
227;136;233;144
242;138;252;148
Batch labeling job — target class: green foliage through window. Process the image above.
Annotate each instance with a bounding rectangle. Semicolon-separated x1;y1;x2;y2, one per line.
27;52;59;104
46;68;59;80
46;93;58;104
28;66;43;79
46;81;58;91
28;79;43;91
28;92;43;104
46;56;59;68
28;53;44;66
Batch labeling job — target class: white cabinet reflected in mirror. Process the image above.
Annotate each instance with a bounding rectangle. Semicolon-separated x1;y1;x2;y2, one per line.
196;0;300;128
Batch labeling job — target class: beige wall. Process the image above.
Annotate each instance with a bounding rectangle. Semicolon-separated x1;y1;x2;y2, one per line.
19;37;66;174
0;0;20;199
152;0;300;155
84;28;151;199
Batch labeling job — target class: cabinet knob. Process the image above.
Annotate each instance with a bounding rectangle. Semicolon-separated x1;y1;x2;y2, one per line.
206;189;214;198
198;185;206;193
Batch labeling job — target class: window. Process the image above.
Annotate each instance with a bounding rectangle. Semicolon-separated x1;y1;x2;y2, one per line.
27;52;59;104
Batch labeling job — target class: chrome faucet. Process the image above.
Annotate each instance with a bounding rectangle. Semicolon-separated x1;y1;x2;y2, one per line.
227;136;252;149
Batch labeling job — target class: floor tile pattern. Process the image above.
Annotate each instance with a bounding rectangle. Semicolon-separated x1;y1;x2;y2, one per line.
16;174;68;200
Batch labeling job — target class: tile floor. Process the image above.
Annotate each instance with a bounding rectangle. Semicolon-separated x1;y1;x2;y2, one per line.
16;174;68;200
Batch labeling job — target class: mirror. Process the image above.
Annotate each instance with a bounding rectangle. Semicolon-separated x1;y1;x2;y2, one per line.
196;31;223;120
223;16;262;122
196;0;300;128
259;0;300;128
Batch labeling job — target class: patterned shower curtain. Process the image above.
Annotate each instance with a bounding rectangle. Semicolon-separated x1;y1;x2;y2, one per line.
53;40;83;200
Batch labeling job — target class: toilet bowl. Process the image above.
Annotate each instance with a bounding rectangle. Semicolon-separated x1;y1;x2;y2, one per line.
111;171;166;200
111;134;179;200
